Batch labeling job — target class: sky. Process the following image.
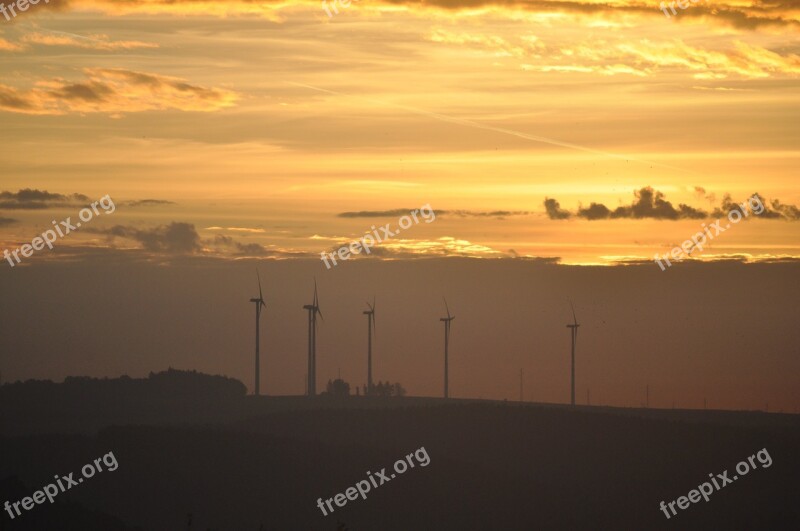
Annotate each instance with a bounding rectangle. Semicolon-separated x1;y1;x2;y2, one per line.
0;0;798;409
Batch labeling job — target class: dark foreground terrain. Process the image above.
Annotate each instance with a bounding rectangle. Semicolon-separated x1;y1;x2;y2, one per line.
1;371;799;530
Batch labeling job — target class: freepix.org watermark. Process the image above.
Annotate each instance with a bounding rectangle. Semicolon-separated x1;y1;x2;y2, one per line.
321;204;436;269
4;451;119;521
659;448;772;520
316;446;430;516
322;0;358;18
3;194;115;268
654;194;765;271
659;0;702;19
0;0;48;23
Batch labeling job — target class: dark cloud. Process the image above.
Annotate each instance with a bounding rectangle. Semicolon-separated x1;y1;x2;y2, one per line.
568;187;709;220
712;193;800;221
0;87;36;111
0;190;178;211
552;187;800;221
0;68;236;115
544;198;571;220
95;222;201;254
0;216;17;226
577;202;612;220
694;186;716;204
49;81;113;102
769;199;800;220
210;234;275;256
0;189;89;209
606;187;708;220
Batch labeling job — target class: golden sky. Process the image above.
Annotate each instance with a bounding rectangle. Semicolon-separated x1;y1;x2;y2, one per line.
1;0;798;265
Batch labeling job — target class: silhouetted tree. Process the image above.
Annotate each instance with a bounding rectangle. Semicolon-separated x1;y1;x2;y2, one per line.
372;381;405;397
325;378;350;396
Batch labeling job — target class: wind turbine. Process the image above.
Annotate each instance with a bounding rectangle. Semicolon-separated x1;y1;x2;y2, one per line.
363;297;376;396
303;280;323;396
566;301;580;406
440;298;455;399
249;270;266;396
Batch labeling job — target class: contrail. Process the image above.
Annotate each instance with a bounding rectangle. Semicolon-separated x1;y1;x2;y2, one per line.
21;23;98;42
287;81;691;173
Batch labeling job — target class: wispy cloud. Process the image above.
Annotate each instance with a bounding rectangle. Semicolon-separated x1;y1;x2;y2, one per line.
19;32;159;51
0;68;237;115
0;38;23;52
121;199;176;207
205;226;266;233
337;209;528;219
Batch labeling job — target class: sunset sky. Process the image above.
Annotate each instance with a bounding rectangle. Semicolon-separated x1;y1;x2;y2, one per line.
1;0;798;410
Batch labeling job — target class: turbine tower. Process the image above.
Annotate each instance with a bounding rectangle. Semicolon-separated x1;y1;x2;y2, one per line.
440;298;455;399
363;298;376;396
566;301;580;406
303;280;323;396
249;270;266;396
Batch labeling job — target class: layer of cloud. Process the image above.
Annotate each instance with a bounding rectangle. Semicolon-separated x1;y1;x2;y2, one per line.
546;187;800;221
210;234;276;256
19;32;159;51
0;189;175;211
121;199;176;207
323;235;504;259
205;226;266;233
19;0;800;33
337;209;527;219
86;222;305;258
431;28;800;80
0;217;18;226
0;68;237;115
0;189;89;209
91;222;202;253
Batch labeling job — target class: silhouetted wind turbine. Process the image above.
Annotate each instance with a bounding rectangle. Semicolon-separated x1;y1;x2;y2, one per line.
566;301;580;406
363;297;376;396
303;280;323;396
440;298;455;399
249;270;266;396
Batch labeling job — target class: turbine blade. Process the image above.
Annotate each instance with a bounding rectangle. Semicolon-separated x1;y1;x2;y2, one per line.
257;269;264;300
570;300;578;325
444;297;451;319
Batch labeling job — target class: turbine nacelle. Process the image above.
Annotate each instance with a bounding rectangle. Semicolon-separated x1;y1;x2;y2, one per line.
440;297;455;324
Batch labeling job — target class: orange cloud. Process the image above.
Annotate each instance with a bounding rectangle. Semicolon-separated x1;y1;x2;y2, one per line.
0;68;238;115
20;32;159;50
0;38;23;51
